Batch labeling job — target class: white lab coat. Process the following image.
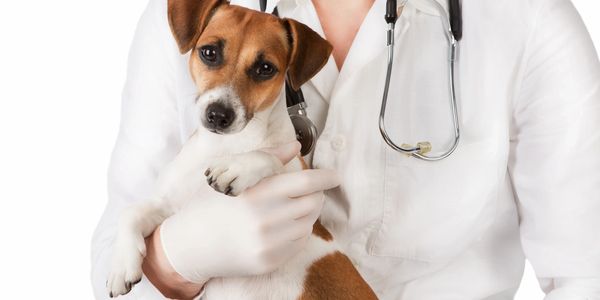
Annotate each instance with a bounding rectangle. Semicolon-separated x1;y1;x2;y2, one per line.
91;0;600;298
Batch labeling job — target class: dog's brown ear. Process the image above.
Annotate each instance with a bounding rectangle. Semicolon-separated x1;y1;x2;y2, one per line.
282;18;333;91
168;0;226;54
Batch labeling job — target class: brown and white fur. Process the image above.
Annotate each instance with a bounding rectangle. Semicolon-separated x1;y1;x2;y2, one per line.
107;0;377;298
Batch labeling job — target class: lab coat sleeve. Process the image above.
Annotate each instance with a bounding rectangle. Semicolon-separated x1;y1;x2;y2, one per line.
90;0;183;298
508;0;600;299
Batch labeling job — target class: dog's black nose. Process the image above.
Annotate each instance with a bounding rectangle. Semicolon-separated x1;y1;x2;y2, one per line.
206;102;235;131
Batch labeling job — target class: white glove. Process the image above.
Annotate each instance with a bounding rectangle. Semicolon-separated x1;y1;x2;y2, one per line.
543;278;600;300
159;143;340;284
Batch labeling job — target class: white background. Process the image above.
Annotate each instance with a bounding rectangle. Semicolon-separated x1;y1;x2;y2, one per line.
0;0;597;299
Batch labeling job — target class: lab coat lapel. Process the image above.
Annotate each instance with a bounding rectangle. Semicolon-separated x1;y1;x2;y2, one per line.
229;0;283;13
409;0;446;17
330;0;410;100
308;53;339;103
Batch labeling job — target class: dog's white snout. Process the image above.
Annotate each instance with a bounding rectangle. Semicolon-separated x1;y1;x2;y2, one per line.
197;86;246;134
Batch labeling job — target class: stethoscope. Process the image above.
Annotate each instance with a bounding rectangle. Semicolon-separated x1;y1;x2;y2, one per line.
380;0;462;161
261;0;463;161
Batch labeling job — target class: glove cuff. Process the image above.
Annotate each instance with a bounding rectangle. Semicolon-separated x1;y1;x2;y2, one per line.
159;220;211;285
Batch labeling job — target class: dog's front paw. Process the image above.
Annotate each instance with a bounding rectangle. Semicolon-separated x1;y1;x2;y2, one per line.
107;237;145;297
205;151;282;196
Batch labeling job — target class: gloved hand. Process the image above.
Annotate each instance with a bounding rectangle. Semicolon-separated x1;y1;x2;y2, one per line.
159;142;340;284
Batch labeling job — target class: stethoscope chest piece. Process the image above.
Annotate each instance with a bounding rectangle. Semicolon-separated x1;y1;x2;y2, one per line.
288;103;318;156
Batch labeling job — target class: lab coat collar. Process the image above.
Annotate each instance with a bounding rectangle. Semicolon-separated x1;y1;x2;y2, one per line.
408;0;448;17
261;0;447;16
280;0;411;103
258;0;446;103
327;0;411;101
320;0;449;102
259;0;301;14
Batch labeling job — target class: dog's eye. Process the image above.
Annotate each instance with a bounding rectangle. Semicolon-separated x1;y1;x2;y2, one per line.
255;63;276;78
201;47;217;60
247;59;278;82
199;45;222;67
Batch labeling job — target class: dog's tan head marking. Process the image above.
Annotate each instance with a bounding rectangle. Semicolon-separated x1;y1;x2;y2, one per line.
168;0;226;54
168;0;332;134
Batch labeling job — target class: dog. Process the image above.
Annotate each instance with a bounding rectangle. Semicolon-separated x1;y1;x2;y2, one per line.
107;0;378;298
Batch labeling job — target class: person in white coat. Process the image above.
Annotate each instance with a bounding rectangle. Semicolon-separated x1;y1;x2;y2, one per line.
92;0;600;298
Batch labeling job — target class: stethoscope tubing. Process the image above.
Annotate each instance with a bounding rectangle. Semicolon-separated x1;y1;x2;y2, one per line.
379;0;461;161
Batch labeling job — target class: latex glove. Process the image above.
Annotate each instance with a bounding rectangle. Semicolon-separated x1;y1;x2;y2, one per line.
543;278;600;300
159;142;340;284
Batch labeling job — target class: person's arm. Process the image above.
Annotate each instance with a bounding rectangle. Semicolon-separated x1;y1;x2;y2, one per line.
90;0;192;298
142;227;204;299
508;0;600;298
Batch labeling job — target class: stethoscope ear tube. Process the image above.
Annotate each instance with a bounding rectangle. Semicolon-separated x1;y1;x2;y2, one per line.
448;0;463;41
385;0;398;24
259;0;267;13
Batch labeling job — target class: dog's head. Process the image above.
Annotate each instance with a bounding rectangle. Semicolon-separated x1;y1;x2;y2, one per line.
168;0;332;134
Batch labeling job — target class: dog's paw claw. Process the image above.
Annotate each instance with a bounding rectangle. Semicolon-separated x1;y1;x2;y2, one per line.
107;245;144;298
107;270;142;298
224;185;233;196
205;166;238;195
205;151;281;196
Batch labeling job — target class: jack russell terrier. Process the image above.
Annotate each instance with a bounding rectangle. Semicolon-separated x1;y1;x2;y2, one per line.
107;0;378;298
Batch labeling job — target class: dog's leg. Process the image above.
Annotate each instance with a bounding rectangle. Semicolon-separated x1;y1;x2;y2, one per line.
205;150;287;196
107;200;171;297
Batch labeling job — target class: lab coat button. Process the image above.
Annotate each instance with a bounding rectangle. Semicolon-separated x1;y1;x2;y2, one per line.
330;135;346;151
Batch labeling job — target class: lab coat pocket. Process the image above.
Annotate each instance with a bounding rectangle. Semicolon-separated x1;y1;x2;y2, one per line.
368;140;501;263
